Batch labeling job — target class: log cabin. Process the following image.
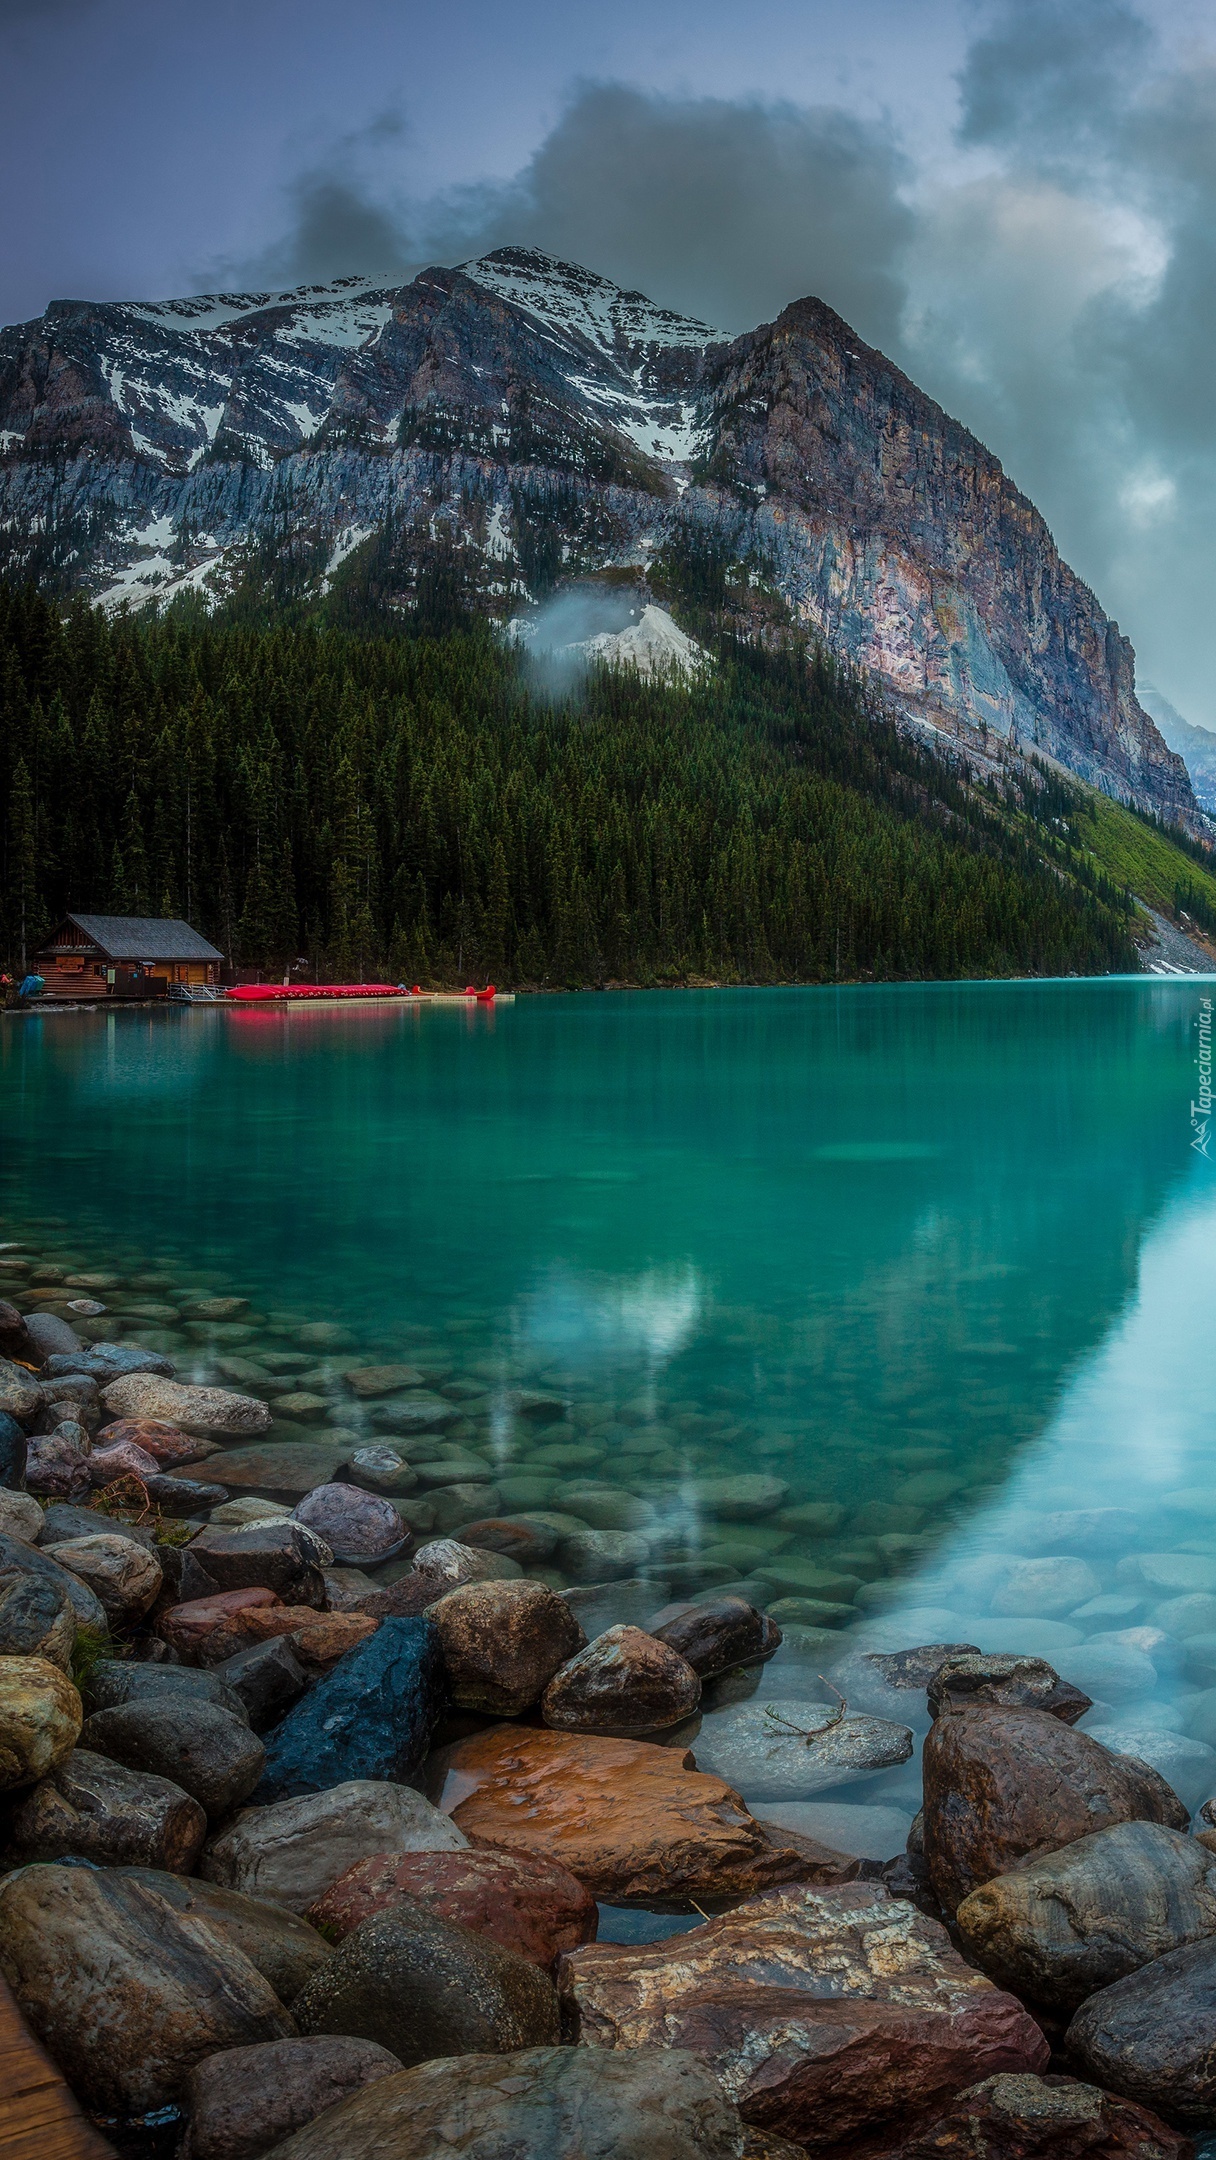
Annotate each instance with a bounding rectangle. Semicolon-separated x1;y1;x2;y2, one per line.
34;915;223;999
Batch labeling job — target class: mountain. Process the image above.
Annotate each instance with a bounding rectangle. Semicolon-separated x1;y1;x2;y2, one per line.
1139;687;1216;814
0;246;1198;830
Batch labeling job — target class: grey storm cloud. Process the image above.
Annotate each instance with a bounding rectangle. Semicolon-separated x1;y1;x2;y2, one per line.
248;84;914;347
957;0;1154;156
427;85;915;343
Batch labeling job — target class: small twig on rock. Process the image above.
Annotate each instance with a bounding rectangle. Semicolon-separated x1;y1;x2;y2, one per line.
763;1676;849;1744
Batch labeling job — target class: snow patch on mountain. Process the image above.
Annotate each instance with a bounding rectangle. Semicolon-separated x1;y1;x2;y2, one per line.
512;598;706;680
126;275;394;333
583;603;706;676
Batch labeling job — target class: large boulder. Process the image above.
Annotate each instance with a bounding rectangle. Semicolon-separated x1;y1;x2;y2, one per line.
4;1746;208;1868
882;2072;1189;2160
691;1699;914;1802
926;1655;1091;1726
292;1484;409;1566
922;1707;1189;1913
444;1725;826;1905
85;1656;251;1722
425;1578;585;1714
292;1899;560;2063
307;1847;597;1968
116;1867;333;2006
542;1624;701;1736
182;2036;402;2160
81;1698;266;1818
1066;1934;1216;2126
560;1880;1048;2151
0;1529;107;1630
101;1372;272;1435
649;1595;779;1678
187;1523;328;1608
955;1820;1216;2015
0;1862;294;2115
0;1571;76;1669
0;1653;81;1787
253;1617;444;1803
201;1779;468;1912
251;2045;743;2160
44;1529;163;1623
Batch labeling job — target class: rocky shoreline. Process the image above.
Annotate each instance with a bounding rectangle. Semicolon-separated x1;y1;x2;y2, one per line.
2;1229;1216;2158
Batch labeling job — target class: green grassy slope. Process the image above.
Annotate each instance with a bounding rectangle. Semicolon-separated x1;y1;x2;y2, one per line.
1073;792;1216;943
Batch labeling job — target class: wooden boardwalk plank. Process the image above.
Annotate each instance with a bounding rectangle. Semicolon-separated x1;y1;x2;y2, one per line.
0;1974;115;2160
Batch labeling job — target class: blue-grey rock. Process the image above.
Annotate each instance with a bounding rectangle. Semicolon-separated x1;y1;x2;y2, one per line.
0;1410;27;1490
253;1618;446;1802
45;1353;94;1380
79;1344;176;1381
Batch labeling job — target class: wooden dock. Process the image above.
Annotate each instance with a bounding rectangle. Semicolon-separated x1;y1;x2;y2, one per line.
0;1975;114;2160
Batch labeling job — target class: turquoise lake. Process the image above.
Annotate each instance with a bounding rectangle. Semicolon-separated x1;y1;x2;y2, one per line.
4;979;1216;1853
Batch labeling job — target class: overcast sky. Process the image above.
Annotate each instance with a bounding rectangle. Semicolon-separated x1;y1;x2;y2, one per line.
3;0;1215;724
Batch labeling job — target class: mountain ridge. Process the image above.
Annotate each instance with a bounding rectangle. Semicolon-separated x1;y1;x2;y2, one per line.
0;245;1200;832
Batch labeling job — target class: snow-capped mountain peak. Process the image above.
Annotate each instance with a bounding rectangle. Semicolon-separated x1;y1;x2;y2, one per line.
460;247;725;358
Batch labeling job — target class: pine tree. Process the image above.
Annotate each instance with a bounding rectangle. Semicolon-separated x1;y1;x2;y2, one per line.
6;757;42;973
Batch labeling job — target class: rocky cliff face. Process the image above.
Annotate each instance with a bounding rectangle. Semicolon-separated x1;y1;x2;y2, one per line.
0;247;1197;827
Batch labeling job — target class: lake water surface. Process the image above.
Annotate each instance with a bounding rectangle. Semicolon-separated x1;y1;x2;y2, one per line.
4;981;1216;1864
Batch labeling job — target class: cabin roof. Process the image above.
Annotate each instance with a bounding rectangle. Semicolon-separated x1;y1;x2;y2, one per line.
52;914;224;962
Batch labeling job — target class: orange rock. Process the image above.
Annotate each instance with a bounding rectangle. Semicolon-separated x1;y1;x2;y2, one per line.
291;1613;380;1669
157;1585;281;1658
308;1847;598;1967
444;1725;822;1905
189;1605;378;1669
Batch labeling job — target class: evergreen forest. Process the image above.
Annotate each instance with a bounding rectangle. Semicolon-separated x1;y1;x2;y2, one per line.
0;581;1144;987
